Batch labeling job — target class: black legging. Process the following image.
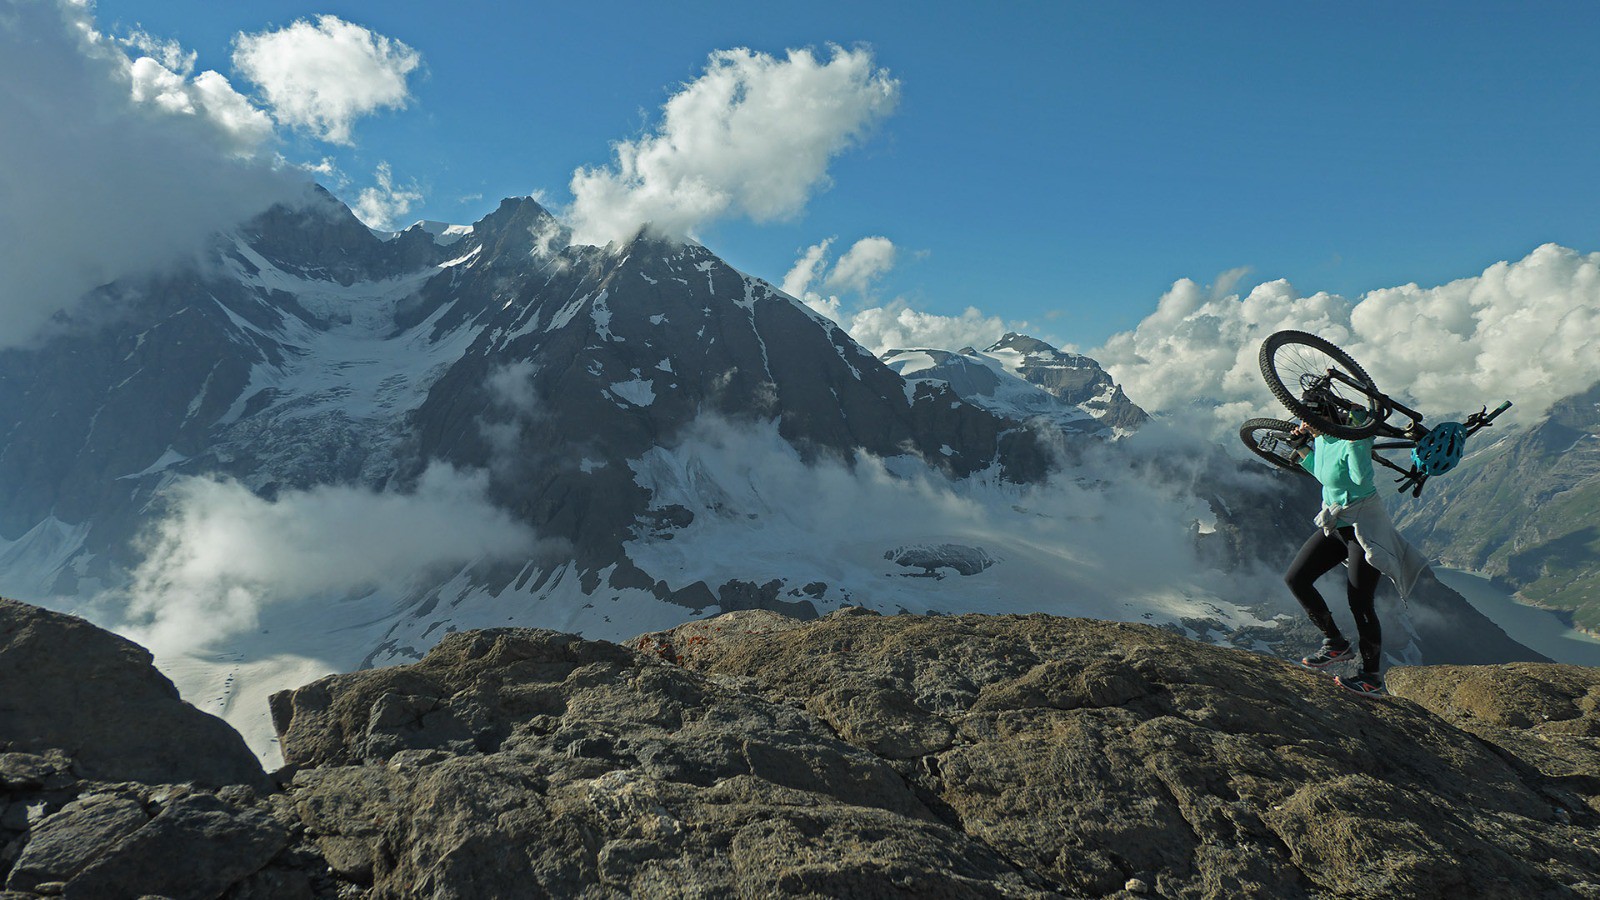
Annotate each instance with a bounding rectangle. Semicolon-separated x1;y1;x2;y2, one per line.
1284;525;1382;673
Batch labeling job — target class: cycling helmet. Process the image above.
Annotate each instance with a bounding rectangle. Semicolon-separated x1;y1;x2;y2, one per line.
1411;422;1467;475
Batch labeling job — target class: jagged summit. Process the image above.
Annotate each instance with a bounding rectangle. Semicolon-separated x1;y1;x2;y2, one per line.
372;219;475;246
0;188;1046;671
985;332;1149;429
882;333;1149;433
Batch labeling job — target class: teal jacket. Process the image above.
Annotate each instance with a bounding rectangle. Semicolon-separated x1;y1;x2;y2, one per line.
1299;434;1377;513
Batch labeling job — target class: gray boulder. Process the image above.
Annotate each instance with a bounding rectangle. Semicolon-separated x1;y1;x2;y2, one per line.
61;793;288;900
6;792;147;892
0;599;266;790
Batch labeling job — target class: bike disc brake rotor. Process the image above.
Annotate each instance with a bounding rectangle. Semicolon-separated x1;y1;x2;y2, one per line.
1276;345;1373;420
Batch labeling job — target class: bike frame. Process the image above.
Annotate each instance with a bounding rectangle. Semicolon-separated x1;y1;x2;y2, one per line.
1305;368;1511;495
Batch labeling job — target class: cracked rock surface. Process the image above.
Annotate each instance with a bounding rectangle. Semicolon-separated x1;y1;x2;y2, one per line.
637;609;1600;899
271;626;1047;897
5;597;1599;898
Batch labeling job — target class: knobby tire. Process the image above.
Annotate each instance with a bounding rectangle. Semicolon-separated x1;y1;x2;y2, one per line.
1258;330;1382;440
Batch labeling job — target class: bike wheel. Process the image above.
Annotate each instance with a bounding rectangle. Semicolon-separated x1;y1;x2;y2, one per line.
1258;330;1383;439
1239;418;1314;478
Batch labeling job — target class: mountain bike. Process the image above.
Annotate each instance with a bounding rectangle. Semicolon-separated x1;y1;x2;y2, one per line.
1240;330;1511;497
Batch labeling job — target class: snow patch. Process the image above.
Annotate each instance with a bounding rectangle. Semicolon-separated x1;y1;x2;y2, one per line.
118;447;189;480
592;292;616;340
609;378;656;407
546;290;595;332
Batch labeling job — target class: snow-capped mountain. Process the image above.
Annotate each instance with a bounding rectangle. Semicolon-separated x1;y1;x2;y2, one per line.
0;188;1543;763
881;335;1147;436
0;188;1039;593
986;332;1148;430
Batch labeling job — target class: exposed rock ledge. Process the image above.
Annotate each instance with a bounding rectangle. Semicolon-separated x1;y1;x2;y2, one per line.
2;598;1597;898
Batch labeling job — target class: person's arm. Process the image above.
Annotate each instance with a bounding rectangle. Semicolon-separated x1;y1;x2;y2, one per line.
1293;425;1315;472
1345;438;1375;490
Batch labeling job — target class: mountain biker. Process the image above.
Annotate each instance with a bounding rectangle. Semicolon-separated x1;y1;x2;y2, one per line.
1285;393;1428;697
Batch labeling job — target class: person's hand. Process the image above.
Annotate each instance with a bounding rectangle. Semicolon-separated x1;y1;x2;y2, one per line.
1289;422;1314;453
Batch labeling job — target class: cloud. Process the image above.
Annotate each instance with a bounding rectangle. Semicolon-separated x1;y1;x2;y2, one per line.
352;162;423;230
1095;244;1600;433
0;0;302;349
780;236;1004;353
568;45;900;247
232;14;422;145
120;464;538;657
118;28;197;75
781;235;897;298
824;235;896;294
844;301;1010;355
625;415;1277;628
781;238;834;297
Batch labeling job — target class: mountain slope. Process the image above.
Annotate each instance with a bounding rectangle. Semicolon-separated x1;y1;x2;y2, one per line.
0;191;1554;765
1395;380;1600;631
0;191;1042;593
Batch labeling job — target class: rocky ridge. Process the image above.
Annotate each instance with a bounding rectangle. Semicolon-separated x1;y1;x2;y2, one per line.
4;597;1597;899
879;334;1148;436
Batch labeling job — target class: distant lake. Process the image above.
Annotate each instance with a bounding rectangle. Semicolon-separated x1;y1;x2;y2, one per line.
1436;568;1600;667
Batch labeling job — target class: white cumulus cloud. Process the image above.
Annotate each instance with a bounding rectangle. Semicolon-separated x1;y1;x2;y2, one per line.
232;14;422;145
120;465;537;657
845;301;1011;355
781;238;834;298
825;235;897;294
780;238;1012;354
1094;244;1600;433
352;162;424;230
568;45;900;247
0;0;300;348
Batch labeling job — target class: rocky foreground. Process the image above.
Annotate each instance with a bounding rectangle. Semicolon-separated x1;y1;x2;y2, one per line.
2;598;1598;899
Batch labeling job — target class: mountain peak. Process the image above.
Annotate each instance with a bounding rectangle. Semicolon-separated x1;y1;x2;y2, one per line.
374;220;475;246
884;335;1149;432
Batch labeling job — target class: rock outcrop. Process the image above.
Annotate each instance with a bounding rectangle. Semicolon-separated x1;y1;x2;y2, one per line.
0;599;265;790
0;599;329;898
269;626;1041;896
635;609;1600;898
3;597;1598;898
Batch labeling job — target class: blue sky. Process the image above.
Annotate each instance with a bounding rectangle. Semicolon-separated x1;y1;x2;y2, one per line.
82;0;1600;348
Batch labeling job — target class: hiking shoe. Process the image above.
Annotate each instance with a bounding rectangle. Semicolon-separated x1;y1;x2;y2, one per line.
1336;672;1387;698
1299;638;1355;671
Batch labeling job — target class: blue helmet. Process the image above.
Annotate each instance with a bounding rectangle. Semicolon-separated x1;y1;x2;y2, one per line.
1411;422;1467;475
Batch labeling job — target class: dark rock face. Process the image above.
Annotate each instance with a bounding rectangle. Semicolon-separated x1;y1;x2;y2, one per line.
0;598;265;790
0;599;326;898
58;793;289;900
885;543;998;577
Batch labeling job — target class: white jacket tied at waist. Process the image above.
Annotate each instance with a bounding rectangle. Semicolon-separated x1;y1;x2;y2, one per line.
1313;493;1431;600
